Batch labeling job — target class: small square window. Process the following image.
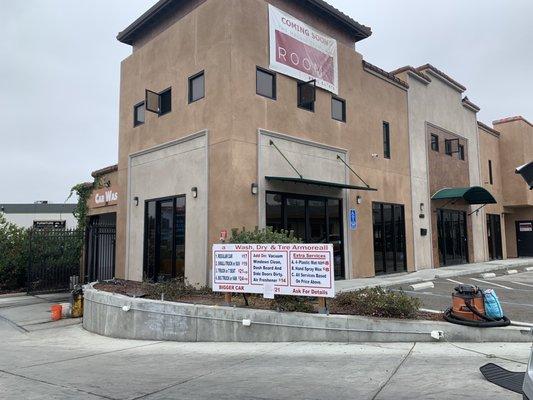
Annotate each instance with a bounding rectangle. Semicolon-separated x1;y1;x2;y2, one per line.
458;144;465;160
297;80;315;112
430;134;439;151
256;68;276;99
331;97;346;122
189;71;205;103
159;88;171;115
134;102;145;126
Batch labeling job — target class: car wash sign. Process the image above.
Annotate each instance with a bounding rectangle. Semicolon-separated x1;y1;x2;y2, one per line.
212;243;335;297
269;5;338;94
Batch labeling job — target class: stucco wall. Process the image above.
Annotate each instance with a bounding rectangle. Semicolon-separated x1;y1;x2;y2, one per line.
116;0;413;282
400;69;485;269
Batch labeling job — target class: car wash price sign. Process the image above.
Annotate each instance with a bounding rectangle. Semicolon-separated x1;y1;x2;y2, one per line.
212;243;335;298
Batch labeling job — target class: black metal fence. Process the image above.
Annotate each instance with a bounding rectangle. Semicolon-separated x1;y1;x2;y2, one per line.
27;228;82;294
85;223;116;282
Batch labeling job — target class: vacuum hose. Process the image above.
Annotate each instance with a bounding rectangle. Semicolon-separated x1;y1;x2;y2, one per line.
443;292;510;328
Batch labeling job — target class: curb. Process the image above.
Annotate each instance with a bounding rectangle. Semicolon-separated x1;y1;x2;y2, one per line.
83;284;532;343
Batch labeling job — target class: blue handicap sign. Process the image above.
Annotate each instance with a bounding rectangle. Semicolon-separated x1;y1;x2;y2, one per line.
349;209;357;230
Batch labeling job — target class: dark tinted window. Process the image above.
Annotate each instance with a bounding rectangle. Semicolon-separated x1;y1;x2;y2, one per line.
256;68;276;99
383;122;391;159
297;80;315;112
134;102;145;126
331;97;346;122
458;144;465;160
430;134;439;151
489;160;493;184
189;71;205;103
159;89;171;115
445;139;452;155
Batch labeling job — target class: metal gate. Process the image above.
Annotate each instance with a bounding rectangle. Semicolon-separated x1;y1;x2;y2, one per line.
27;228;82;294
85;223;116;282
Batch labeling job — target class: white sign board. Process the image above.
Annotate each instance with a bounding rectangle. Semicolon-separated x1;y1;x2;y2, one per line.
269;5;338;94
212;243;335;298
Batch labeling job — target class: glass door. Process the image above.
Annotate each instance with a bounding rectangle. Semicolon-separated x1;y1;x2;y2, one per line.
487;214;503;260
144;196;186;281
372;202;407;275
266;192;345;279
437;209;468;266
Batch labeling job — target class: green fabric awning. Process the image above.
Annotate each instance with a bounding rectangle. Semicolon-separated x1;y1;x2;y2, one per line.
265;176;377;191
431;186;496;205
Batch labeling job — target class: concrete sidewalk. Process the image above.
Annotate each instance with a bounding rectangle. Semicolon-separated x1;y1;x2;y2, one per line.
336;258;533;293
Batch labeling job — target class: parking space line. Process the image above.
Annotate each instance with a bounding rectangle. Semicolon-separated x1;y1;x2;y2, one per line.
469;278;514;290
446;278;463;285
507;281;533;288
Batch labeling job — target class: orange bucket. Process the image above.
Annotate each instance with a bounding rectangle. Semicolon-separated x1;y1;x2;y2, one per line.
50;304;62;321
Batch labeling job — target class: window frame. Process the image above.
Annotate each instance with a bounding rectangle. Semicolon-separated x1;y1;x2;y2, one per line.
458;144;465;160
331;96;346;122
256;66;276;100
158;87;172;116
489;160;494;184
297;80;316;112
133;101;145;127
383;121;391;159
444;139;453;156
430;134;439;152
188;70;205;104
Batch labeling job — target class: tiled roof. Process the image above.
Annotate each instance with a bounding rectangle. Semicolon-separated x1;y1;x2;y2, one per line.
362;60;409;89
117;0;372;45
390;65;431;83
92;164;118;178
493;116;533;128
417;64;466;92
477;121;500;137
461;96;480;112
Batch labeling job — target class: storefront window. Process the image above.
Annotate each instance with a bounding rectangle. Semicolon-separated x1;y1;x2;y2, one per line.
372;202;406;275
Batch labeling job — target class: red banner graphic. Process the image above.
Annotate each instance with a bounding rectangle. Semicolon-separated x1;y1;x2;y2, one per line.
275;30;334;85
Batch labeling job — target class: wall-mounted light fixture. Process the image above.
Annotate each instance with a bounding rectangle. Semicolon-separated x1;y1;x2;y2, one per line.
356;195;362;204
419;202;425;218
133;196;139;206
251;183;258;195
191;187;198;199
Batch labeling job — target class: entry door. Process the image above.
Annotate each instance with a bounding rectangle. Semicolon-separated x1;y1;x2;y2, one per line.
266;193;344;279
437;209;468;266
487;214;503;260
144;196;186;281
372;203;407;275
516;221;533;257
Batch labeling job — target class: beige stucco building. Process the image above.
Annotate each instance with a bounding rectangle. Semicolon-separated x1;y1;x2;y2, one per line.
107;0;417;285
84;0;532;285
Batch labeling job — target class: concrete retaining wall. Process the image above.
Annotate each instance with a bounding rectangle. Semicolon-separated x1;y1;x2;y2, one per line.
83;284;532;342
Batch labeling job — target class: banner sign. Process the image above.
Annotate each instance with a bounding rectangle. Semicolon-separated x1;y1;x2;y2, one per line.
269;5;338;94
212;243;335;298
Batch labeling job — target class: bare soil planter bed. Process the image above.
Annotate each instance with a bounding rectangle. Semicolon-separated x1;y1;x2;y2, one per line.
94;279;441;321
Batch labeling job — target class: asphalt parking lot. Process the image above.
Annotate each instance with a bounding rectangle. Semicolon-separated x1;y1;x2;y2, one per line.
0;292;529;399
391;267;533;324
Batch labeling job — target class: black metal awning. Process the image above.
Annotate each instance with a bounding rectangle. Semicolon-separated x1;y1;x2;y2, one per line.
265;176;377;191
516;161;533;190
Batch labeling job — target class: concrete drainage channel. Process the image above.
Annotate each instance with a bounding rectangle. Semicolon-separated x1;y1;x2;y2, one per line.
83;284;531;343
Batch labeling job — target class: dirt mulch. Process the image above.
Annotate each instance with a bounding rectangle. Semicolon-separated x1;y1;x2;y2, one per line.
93;279;443;320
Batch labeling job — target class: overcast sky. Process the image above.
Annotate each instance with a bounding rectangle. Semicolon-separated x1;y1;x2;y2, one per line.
1;0;531;203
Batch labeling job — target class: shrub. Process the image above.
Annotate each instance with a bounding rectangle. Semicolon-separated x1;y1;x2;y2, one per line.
0;213;29;292
229;226;302;244
331;287;421;319
142;278;213;301
273;295;314;313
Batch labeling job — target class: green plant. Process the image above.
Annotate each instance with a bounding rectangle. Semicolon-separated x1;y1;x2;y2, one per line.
0;213;29;292
142;278;213;301
273;295;314;313
229;226;302;244
67;181;97;231
331;287;421;319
